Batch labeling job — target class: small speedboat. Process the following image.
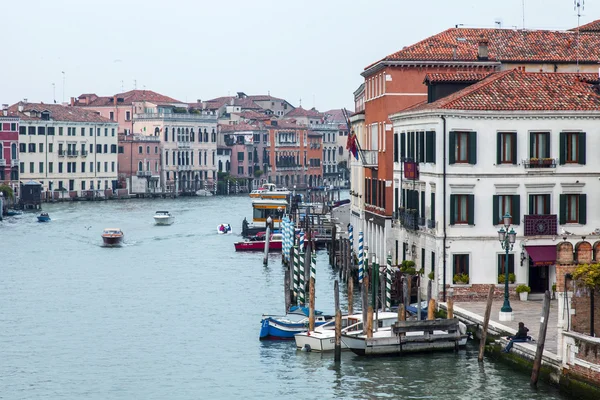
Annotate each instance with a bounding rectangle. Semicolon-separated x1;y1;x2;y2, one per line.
37;212;51;222
154;211;174;225
217;223;232;234
294;311;398;352
102;228;124;246
260;306;333;340
6;209;22;216
234;233;283;251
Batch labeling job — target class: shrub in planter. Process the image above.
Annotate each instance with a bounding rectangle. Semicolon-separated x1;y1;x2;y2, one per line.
508;273;516;284
498;274;505;284
515;284;531;294
428;271;434;280
454;273;469;284
552;283;557;292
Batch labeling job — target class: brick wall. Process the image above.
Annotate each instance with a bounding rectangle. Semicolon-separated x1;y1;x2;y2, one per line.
441;284;518;302
571;288;600;336
570;340;600;384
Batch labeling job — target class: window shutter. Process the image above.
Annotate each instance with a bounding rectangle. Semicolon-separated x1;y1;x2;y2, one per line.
559;132;566;165
511;133;517;165
545;134;550;159
468;132;477;164
449;132;456;164
466;255;470;275
579;132;586;165
394;133;399;163
544;195;550;216
512;195;520;225
559;194;566;225
492;195;499;225
426;131;436;163
467;194;475;225
579;194;587;225
420;191;425;219
418;132;425;163
400;132;406;159
528;195;534;214
529;133;534;158
496;133;501;165
450;195;456;225
431;192;435;221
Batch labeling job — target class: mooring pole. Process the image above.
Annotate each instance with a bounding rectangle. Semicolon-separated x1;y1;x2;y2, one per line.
531;290;551;387
478;285;495;362
334;280;342;362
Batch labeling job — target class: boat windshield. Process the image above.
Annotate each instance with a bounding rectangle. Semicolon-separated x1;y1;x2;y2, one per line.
103;229;122;235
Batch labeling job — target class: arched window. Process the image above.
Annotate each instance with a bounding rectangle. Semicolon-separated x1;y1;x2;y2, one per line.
185;128;189;142
165;150;169;166
154;146;158;154
146;146;150;154
164;127;169;142
138;161;143;171
0;144;3;160
11;143;17;159
155;161;158;172
191;152;194;165
204;129;208;142
172;128;175;142
154;127;160;137
212;151;215;166
199;129;203;142
199;151;202;165
172;151;176;165
211;131;216;142
177;128;181;141
190;129;195;142
146;161;150;171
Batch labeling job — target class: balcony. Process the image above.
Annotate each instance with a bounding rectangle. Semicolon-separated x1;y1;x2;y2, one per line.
361;150;378;167
67;150;79;157
398;208;419;231
524;214;558;236
81;150;89;157
178;142;191;149
0;159;5;166
11;159;18;167
178;165;192;171
58;150;66;157
426;219;436;229
134;112;217;122
137;170;152;177
523;158;557;169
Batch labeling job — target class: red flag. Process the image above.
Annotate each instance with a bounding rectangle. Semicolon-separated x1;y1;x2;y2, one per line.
346;130;358;160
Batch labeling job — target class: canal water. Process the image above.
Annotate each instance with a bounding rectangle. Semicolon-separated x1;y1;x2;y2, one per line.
1;196;567;399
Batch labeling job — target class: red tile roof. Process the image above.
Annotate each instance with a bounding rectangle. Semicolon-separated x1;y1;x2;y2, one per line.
196;96;263;111
573;19;600;32
268;120;305;130
424;72;493;84
322;108;352;123
233;110;272;121
6;102;114;123
76;90;182;107
246;94;290;104
368;28;600;69
404;70;600;113
285;106;323;118
219;123;264;132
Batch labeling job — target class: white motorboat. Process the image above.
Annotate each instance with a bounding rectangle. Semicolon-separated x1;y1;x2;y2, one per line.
294;311;398;352
154;211;174;225
341;320;468;356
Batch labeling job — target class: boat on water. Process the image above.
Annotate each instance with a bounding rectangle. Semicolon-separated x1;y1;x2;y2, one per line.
217;223;232;234
249;183;290;200
294;311;398;352
101;228;124;246
341;319;469;356
37;212;51;222
242;198;288;237
260;306;333;340
154;211;174;225
6;209;22;216
234;232;283;251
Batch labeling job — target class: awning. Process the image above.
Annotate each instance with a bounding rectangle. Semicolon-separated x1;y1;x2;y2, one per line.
525;245;557;267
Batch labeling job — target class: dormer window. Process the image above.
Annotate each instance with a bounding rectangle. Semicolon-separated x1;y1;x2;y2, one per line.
41;111;50;121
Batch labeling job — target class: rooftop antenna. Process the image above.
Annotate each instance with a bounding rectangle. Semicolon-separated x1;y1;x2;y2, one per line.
575;0;585;72
299;97;302;107
52;83;56;103
120;80;124;92
61;71;65;103
134;79;137;90
522;0;525;29
494;19;502;28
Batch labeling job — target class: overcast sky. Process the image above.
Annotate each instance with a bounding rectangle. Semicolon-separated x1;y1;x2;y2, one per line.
2;0;597;111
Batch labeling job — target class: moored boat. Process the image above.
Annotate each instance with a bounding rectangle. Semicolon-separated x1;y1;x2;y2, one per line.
37;212;51;222
234;233;283;251
154;211;174;225
294;311;398;352
260;306;333;340
101;228;124;246
242;198;288;237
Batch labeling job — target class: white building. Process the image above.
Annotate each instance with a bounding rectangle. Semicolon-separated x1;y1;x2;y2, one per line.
389;70;600;303
8;102;118;195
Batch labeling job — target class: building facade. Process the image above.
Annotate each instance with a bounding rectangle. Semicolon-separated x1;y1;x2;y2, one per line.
390;70;600;301
117;134;161;194
8;102;118;196
0;109;19;190
220;123;269;188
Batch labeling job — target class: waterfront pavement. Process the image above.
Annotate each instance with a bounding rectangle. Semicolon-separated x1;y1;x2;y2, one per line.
452;297;559;354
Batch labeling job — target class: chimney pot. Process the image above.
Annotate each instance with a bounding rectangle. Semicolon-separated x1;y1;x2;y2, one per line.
477;40;489;61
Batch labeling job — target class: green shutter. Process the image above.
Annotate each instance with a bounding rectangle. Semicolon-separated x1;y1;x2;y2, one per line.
559;194;566;225
511;133;517;164
559;132;566;165
450;195;456;225
579;132;586;165
529;133;534;158
466;255;470;276
418;132;425;162
449;132;456;164
400;132;406;159
496;133;501;165
579;194;587;225
431;131;436;164
426;131;435;163
467;194;475;225
528;195;534;214
492;195;499;225
545;134;550;159
468;132;477;164
512;195;520;225
431;192;435;220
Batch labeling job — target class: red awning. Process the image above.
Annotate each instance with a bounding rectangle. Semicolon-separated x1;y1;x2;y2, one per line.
525;245;557;267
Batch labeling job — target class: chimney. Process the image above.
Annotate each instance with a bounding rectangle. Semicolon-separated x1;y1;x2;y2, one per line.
478;40;489;61
70;97;75;106
2;104;7;116
197;99;202;103
18;104;24;112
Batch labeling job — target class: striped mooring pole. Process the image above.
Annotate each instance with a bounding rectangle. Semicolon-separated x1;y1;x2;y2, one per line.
386;252;392;311
311;251;316;283
289;221;295;263
292;245;299;302
295;245;305;306
358;231;364;284
348;224;354;259
282;216;289;262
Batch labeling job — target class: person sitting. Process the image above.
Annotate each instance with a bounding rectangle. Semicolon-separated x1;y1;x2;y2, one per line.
502;322;530;353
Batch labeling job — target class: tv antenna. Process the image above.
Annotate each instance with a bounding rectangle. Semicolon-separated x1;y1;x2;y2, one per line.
522;0;525;29
575;0;585;72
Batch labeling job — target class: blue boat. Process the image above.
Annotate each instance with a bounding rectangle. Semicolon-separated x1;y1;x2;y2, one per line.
6;209;22;216
259;306;333;340
37;212;51;222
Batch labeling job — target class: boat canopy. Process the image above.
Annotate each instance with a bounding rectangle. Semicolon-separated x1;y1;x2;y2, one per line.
155;211;170;214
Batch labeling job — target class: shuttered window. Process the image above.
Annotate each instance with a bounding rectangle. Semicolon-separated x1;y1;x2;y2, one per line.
449;132;476;164
560;194;586;224
560;132;586;165
450;194;474;225
492;195;520;225
425;131;436;163
497;132;517;164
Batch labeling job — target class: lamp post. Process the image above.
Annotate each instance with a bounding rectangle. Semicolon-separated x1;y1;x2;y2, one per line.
498;212;517;321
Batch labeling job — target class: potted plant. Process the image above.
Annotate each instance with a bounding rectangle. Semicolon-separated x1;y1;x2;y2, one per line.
529;157;539;167
428;271;435;280
454;273;469;284
509;273;516;284
552;282;557;299
498;274;505;284
516;284;531;301
542;158;553;166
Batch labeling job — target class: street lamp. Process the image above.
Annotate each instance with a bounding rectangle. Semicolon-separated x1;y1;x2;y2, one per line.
498;212;517;321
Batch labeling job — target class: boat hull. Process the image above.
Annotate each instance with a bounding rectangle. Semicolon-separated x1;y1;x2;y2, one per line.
37;216;51;222
234;241;282;252
102;236;123;246
154;216;174;225
259;317;329;340
342;332;468;356
295;333;341;352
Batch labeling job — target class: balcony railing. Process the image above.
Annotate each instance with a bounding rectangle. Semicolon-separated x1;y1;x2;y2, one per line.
398;209;419;231
523;158;557;169
136;170;152;177
134;112;217;121
361;150;378;167
0;159;5;166
426;219;436;229
178;142;192;148
58;150;66;157
67;150;79;157
11;159;19;167
81;150;89;157
178;165;192;171
524;214;558;236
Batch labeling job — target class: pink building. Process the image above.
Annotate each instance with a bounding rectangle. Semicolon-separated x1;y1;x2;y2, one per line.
0;107;19;189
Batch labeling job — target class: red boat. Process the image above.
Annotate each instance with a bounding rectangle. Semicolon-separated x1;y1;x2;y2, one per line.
234;233;283;252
